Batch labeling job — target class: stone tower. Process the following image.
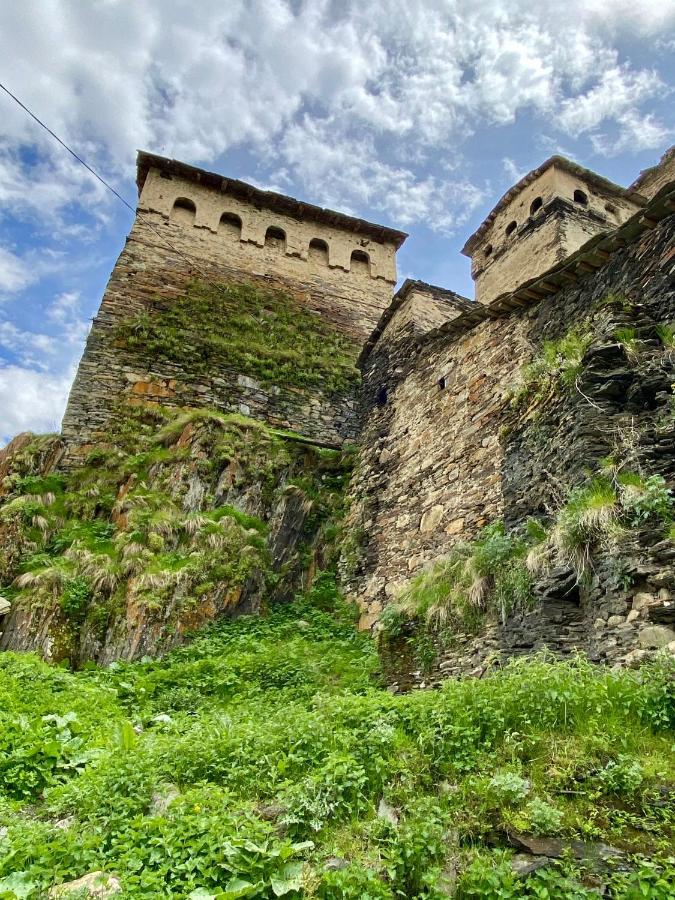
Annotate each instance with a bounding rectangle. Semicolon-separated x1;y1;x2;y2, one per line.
461;156;646;304
61;152;407;454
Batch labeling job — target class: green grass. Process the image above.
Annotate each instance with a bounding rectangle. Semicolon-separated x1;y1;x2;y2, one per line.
655;323;675;350
115;280;362;396
0;583;673;898
381;523;535;644
511;327;593;408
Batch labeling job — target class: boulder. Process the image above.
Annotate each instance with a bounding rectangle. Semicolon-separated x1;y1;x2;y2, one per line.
511;854;552;878
506;830;622;864
638;625;675;649
323;857;350;871
49;872;121;898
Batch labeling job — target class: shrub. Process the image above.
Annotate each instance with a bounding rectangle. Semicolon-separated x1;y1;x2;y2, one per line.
522;797;564;835
488;771;530;805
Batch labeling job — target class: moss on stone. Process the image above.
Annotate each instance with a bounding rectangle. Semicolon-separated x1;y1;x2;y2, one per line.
116;279;362;395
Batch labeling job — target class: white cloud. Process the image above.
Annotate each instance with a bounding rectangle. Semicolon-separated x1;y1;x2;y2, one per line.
558;66;665;136
278;116;485;233
0;321;56;368
0;363;74;443
0;247;35;293
0;1;672;227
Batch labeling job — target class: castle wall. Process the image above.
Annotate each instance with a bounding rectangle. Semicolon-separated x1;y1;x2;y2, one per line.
346;203;675;674
141;166;398;316
346;312;529;629
62;168;401;455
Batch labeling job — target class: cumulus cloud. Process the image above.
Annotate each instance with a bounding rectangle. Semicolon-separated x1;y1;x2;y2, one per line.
0;363;74;444
0;247;35;294
0;1;672;223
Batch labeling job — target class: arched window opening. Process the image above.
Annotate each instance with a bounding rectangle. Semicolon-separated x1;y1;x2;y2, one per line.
265;226;286;252
219;211;242;239
438;376;447;390
170;197;196;224
530;196;543;215
605;202;617;216
376;385;388;407
505;220;517;237
308;238;329;265
351;249;370;275
484;243;493;257
573;189;588;206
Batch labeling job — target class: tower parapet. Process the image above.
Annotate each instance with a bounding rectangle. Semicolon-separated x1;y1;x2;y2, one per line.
462;156;646;305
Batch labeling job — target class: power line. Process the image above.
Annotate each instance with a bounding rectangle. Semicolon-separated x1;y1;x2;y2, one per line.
0;80;214;282
0;80;136;215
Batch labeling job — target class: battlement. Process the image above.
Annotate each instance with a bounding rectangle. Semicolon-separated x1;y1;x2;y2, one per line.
137;152;405;288
462;156;646;304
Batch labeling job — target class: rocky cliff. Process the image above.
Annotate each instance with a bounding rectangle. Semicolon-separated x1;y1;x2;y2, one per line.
0;403;350;664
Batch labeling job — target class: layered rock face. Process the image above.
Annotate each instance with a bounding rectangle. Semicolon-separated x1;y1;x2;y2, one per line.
0;407;350;664
348;190;675;680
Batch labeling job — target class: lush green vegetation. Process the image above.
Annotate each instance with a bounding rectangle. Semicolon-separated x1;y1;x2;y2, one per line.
0;580;673;898
379;465;672;665
381;523;535;640
511;293;674;410
529;464;674;581
116;280;361;395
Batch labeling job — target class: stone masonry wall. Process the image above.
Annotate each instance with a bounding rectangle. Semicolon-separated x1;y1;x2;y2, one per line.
346;205;675;675
346;313;531;629
62;168;401;456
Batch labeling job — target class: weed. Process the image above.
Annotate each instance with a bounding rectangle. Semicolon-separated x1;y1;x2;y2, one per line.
116;280;361;396
511;327;593;407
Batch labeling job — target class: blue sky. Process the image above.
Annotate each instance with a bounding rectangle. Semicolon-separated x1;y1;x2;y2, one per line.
0;0;673;444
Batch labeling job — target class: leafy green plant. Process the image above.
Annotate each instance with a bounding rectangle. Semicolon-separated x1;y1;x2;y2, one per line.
618;473;673;526
488;771;530;805
522;796;564;835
